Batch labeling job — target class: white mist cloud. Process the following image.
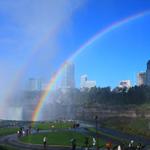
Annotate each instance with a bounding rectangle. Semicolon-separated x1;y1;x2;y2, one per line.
0;0;86;37
0;0;87;120
0;0;87;63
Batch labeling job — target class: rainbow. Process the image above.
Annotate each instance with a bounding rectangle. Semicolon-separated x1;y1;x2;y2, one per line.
32;10;150;121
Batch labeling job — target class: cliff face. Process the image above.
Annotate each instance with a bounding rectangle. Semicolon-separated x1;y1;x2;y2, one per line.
75;104;150;120
39;104;150;121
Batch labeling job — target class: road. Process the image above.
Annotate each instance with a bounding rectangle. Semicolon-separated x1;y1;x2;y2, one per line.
0;122;150;150
0;134;72;150
80;121;150;149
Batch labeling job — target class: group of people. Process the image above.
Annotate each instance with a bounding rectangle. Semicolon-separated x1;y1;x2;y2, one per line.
70;138;145;150
17;126;32;137
71;137;96;150
17;127;145;150
105;140;145;150
127;140;145;150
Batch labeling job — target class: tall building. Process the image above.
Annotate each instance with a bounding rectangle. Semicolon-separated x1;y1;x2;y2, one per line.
137;72;146;86
61;62;75;89
137;60;150;86
28;78;42;91
80;74;96;90
146;60;150;86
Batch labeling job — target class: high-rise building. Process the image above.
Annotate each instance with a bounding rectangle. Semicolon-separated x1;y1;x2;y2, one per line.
80;74;96;90
61;62;75;89
146;60;150;86
28;78;42;91
137;72;146;86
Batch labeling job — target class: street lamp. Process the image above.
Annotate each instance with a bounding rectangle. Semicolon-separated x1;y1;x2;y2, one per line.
95;115;99;150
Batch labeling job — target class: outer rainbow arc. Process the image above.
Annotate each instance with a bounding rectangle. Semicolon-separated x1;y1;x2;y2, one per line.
32;10;150;122
69;10;150;61
0;21;64;118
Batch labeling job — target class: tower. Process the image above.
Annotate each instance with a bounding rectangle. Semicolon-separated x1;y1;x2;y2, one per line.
61;62;75;89
146;60;150;86
137;72;146;86
28;78;42;91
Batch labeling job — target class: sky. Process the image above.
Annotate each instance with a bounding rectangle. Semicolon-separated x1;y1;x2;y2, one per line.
0;0;150;95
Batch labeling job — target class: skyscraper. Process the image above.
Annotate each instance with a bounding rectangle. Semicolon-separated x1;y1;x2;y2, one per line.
61;62;75;89
137;72;146;86
28;78;42;91
146;60;150;86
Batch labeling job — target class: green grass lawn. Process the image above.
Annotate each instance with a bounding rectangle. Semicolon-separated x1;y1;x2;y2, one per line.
32;121;73;130
0;128;18;137
88;127;128;146
20;131;106;147
101;118;150;138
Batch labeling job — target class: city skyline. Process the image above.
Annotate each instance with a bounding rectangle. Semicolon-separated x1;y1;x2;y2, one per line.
0;0;150;99
25;59;150;90
0;2;150;147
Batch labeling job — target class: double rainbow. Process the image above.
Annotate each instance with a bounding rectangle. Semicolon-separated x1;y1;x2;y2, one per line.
32;10;150;121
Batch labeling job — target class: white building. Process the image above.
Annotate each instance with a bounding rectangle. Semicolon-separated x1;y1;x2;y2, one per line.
137;72;146;86
61;62;75;89
80;74;88;88
118;80;131;89
136;60;150;86
80;74;96;90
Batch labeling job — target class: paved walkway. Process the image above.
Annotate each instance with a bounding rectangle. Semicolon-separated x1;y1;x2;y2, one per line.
0;134;73;150
0;124;150;150
0;128;118;150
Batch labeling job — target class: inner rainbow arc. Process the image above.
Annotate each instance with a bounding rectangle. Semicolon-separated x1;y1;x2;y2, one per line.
32;10;150;122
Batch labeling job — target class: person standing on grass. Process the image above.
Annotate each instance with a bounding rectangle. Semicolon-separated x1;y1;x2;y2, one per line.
84;137;89;149
71;138;76;150
92;137;96;148
43;136;47;148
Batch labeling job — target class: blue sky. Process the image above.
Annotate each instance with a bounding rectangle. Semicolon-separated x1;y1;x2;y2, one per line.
0;0;150;90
